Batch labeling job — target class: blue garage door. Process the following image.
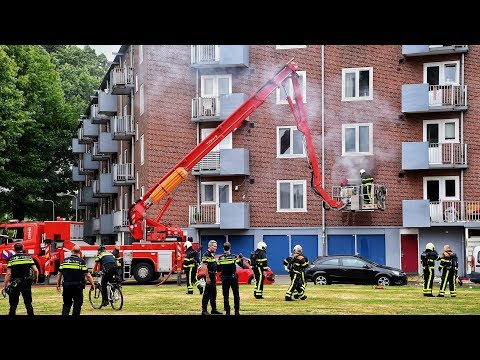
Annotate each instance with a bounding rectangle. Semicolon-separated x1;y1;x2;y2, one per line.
328;235;355;255
200;235;226;255
263;235;289;274
291;235;318;263
229;235;254;258
357;235;385;265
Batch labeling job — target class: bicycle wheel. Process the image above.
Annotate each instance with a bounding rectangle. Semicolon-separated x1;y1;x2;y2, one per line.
89;284;103;309
110;285;123;310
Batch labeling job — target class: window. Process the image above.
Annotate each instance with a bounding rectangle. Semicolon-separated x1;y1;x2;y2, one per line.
140;83;144;115
277;126;305;158
276;71;306;104
201;128;232;150
423;61;459;85
135;122;139;141
277;180;307;212
201;181;232;204
135;75;138;93
201;75;232;97
342;67;373;101
424;176;459;201
342;123;373;155
140;134;144;165
141;186;145;198
136;171;139;190
139;45;143;64
276;45;307;49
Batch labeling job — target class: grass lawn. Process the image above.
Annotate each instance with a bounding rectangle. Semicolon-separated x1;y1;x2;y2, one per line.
1;282;479;315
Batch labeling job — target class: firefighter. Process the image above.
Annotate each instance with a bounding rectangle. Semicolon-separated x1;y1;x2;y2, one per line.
56;245;95;315
183;240;203;295
360;169;374;204
283;252;297;298
2;242;39;316
285;245;309;301
420;242;439;297
438;244;459;297
251;241;270;299
217;241;247;315
112;242;123;282
92;244;118;307
200;240;222;315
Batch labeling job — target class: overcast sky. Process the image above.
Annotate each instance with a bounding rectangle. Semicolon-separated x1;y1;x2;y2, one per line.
77;45;121;61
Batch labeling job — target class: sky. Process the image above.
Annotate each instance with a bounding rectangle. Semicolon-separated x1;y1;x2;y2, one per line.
76;45;121;61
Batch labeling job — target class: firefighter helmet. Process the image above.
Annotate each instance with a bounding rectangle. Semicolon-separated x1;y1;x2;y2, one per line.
97;244;106;252
360;169;366;175
257;241;267;250
184;240;192;249
293;244;302;253
426;242;434;251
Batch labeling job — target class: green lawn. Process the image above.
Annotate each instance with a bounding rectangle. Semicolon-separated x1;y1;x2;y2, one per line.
1;282;479;315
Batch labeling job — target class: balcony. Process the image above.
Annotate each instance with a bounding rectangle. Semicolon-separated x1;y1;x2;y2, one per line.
100;213;114;235
113;209;129;232
191;148;250;176
112;115;135;140
110;66;134;95
188;202;250;229
79;186;99;206
113;163;135;185
92;173;118;197
77;119;99;144
402;142;467;170
78;153;100;174
91;142;110;161
72;138;86;154
83;217;100;236
403;200;480;227
90;104;110;124
402;45;468;57
191;45;249;68
72;166;85;183
191;93;247;122
97;91;117;115
98;132;118;154
402;84;467;113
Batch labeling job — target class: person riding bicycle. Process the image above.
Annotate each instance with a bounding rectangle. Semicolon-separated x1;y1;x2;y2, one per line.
92;244;119;307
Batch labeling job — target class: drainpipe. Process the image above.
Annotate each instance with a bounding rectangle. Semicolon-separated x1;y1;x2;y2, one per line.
461;52;465;217
321;45;327;256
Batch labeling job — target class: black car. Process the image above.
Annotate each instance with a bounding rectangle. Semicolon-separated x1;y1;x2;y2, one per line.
305;254;407;286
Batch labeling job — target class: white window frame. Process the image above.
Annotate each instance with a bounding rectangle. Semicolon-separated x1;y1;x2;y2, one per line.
140;83;144;115
135;122;139;141
342;123;373;156
276;126;306;158
277;180;307;212
136;171;139;190
423;61;460;85
201;128;232;151
140;186;145;198
201;181;232;204
135;75;138;93
341;67;373;101
200;74;232;97
139;45;143;64
423;118;459;143
140;134;145;165
423;176;460;201
276;45;307;49
276;71;306;104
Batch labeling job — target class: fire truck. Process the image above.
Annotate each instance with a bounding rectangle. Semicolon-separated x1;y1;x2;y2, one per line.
1;59;386;285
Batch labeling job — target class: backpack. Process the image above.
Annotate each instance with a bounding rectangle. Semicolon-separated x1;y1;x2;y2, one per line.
249;251;256;267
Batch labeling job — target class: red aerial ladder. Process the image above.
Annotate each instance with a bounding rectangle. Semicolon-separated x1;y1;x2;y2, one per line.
129;59;345;242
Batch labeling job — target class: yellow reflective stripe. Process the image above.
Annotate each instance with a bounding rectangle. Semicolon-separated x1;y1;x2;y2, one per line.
218;259;235;265
8;258;34;266
59;263;87;270
203;257;216;263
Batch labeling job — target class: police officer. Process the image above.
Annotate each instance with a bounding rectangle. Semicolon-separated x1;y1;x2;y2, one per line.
420;242;439;297
438;244;459;297
200;240;222;315
112;242;123;282
217;241;247;315
92;244;118;307
360;169;374;204
251;241;269;299
2;242;39;316
56;245;95;315
182;240;203;295
285;245;309;301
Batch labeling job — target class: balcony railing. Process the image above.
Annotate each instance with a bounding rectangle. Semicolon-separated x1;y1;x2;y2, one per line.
192;152;220;172
189;204;218;225
110;66;134;95
113;209;129;228
112;115;135;139
192;97;218;118
428;84;467;107
191;45;219;64
428;142;467;165
430;200;480;223
113;163;135;184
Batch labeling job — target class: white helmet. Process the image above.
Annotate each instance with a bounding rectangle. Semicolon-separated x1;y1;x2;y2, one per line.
184;240;192;249
426;242;434;251
360;169;366;174
293;244;302;253
257;241;267;250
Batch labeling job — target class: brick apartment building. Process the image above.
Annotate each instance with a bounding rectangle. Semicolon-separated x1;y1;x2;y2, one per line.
72;45;479;276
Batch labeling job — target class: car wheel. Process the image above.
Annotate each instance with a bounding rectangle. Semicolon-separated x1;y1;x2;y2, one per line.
248;276;254;285
313;274;329;285
376;275;391;286
132;262;154;284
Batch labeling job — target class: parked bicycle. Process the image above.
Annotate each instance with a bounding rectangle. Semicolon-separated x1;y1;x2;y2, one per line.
89;272;123;310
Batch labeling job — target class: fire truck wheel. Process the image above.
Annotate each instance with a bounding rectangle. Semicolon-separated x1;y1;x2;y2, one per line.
132;262;154;284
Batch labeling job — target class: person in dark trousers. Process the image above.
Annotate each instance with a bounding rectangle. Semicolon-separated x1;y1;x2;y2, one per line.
420;242;439;297
92;244;118;306
200;240;222;315
360;168;374;204
251;241;270;299
217;241;248;315
183;240;203;295
438;244;459;297
2;242;39;316
283;252;297;297
111;242;123;282
285;245;309;301
56;245;95;315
